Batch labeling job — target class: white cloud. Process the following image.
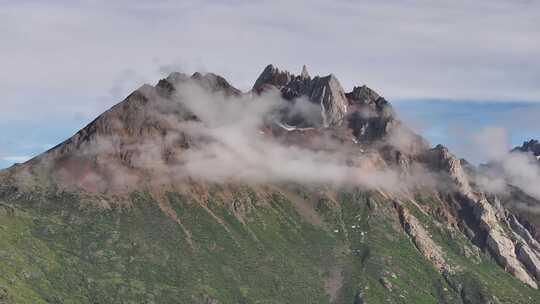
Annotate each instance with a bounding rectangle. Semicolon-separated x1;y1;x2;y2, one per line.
469;127;540;201
37;78;438;194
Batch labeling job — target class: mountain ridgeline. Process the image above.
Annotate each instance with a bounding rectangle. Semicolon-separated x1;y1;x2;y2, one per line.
513;140;540;160
1;65;540;303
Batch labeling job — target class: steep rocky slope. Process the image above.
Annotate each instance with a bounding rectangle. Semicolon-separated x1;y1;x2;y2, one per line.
1;65;540;303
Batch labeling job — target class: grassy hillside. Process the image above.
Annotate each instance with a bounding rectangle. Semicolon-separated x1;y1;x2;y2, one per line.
0;186;539;303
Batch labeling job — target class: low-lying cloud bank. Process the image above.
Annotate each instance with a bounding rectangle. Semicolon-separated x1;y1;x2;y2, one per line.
23;78;440;195
174;84;402;189
19;77;540;203
151;81;434;191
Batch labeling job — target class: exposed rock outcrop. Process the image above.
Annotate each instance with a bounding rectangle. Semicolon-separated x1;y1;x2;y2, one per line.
396;202;452;274
418;143;540;288
252;64;426;153
517;244;540;280
421;144;471;194
486;228;537;288
510;215;540;252
513;139;540;160
345;85;396;143
253;64;348;127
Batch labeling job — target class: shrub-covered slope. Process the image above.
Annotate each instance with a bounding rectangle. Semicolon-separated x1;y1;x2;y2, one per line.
1;186;539;303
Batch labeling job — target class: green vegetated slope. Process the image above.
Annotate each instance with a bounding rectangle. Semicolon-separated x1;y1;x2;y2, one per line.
0;187;539;304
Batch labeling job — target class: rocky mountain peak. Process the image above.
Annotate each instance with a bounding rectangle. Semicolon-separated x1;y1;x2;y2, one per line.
166;71;190;83
190;72;242;96
252;64;293;92
300;64;310;79
347;85;380;104
8;64;421;190
157;71;241;97
421;144;471;192
514;139;540;159
250;64;416;147
252;64;348;127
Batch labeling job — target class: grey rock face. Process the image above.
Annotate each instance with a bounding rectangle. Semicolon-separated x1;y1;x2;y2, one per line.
252;64;409;145
466;195;540;288
517;244;540;280
191;72;242;96
253;64;348;127
513;139;540;160
486;228;537;288
510;215;540;252
252;64;293;92
396;202;452;274
158;72;242;97
9;71;245;194
345;85;398;143
420;144;540;288
421;144;472;193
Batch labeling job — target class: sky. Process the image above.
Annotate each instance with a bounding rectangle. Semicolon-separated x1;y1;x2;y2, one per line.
1;0;539;168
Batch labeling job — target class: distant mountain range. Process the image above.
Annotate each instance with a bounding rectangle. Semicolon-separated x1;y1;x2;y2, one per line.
1;65;540;303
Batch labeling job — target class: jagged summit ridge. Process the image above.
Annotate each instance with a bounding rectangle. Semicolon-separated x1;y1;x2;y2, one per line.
3;64;432;194
1;63;431;204
251;64;407;145
253;64;348;127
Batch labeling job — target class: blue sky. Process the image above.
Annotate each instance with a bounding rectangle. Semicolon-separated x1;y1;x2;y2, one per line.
394;100;540;163
1;0;539;168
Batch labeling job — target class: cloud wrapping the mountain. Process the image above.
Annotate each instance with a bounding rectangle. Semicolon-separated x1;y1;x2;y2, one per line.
472;127;540;201
160;82;414;191
44;79;439;194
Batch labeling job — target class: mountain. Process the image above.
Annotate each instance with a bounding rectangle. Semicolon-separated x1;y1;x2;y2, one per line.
1;65;540;303
513;139;540;161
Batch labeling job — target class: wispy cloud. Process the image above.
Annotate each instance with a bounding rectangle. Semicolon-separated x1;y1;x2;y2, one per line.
461;126;540;201
395;100;540;164
34;78;437;194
